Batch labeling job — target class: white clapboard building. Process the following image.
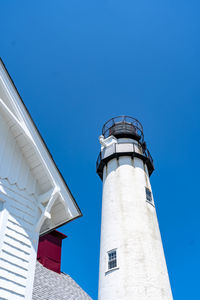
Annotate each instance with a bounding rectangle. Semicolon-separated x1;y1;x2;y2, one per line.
0;59;91;300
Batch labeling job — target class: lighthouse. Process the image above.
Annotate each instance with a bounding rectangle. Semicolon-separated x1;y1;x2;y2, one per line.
96;116;173;300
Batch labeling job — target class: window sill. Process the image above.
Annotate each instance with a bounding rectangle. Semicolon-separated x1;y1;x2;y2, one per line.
105;267;119;275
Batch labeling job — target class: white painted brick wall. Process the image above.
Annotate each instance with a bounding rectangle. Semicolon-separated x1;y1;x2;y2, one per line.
98;138;173;300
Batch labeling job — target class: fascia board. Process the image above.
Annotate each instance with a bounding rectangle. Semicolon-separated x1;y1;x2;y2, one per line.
0;58;82;223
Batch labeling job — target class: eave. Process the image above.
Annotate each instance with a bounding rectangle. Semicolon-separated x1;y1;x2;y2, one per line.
0;58;82;235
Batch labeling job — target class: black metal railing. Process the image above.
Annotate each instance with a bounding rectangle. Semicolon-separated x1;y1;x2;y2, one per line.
102;116;144;142
144;148;154;169
96;143;154;177
96;151;102;172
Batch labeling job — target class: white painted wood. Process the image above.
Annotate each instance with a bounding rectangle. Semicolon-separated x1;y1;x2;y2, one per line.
0;98;32;142
0;104;77;233
8;214;34;233
98;136;173;300
0;267;27;286
1;248;29;269
3;235;31;254
7;220;30;238
0;202;8;262
0;258;28;278
0;191;39;300
0;60;81;220
0;288;26;300
38;188;54;204
0;114;38;195
35;189;59;232
0;59;81;300
6;226;31;247
0;181;36;208
0;278;26;296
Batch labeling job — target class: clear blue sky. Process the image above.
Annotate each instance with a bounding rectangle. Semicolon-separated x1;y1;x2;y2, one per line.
1;1;200;299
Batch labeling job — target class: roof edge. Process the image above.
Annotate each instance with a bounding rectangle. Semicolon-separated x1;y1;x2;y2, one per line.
0;58;83;224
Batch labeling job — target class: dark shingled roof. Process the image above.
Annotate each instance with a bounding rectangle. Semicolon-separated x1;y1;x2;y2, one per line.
32;261;92;300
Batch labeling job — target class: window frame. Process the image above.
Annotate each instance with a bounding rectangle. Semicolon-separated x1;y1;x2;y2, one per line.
107;249;117;271
145;187;152;203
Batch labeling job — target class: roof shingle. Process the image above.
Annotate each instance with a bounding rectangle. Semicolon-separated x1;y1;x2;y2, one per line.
32;261;92;300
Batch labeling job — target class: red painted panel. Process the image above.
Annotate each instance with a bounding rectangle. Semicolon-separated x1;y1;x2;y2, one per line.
37;230;67;273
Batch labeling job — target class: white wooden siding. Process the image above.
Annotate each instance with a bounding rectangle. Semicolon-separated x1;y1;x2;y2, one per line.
0;60;81;300
0;115;40;299
0;188;39;300
0;114;38;195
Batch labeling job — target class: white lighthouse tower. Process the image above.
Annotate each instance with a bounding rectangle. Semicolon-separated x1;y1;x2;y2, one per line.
97;116;173;300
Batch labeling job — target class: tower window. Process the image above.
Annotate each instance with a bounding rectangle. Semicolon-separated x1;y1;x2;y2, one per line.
145;187;152;202
0;201;3;212
108;250;117;270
